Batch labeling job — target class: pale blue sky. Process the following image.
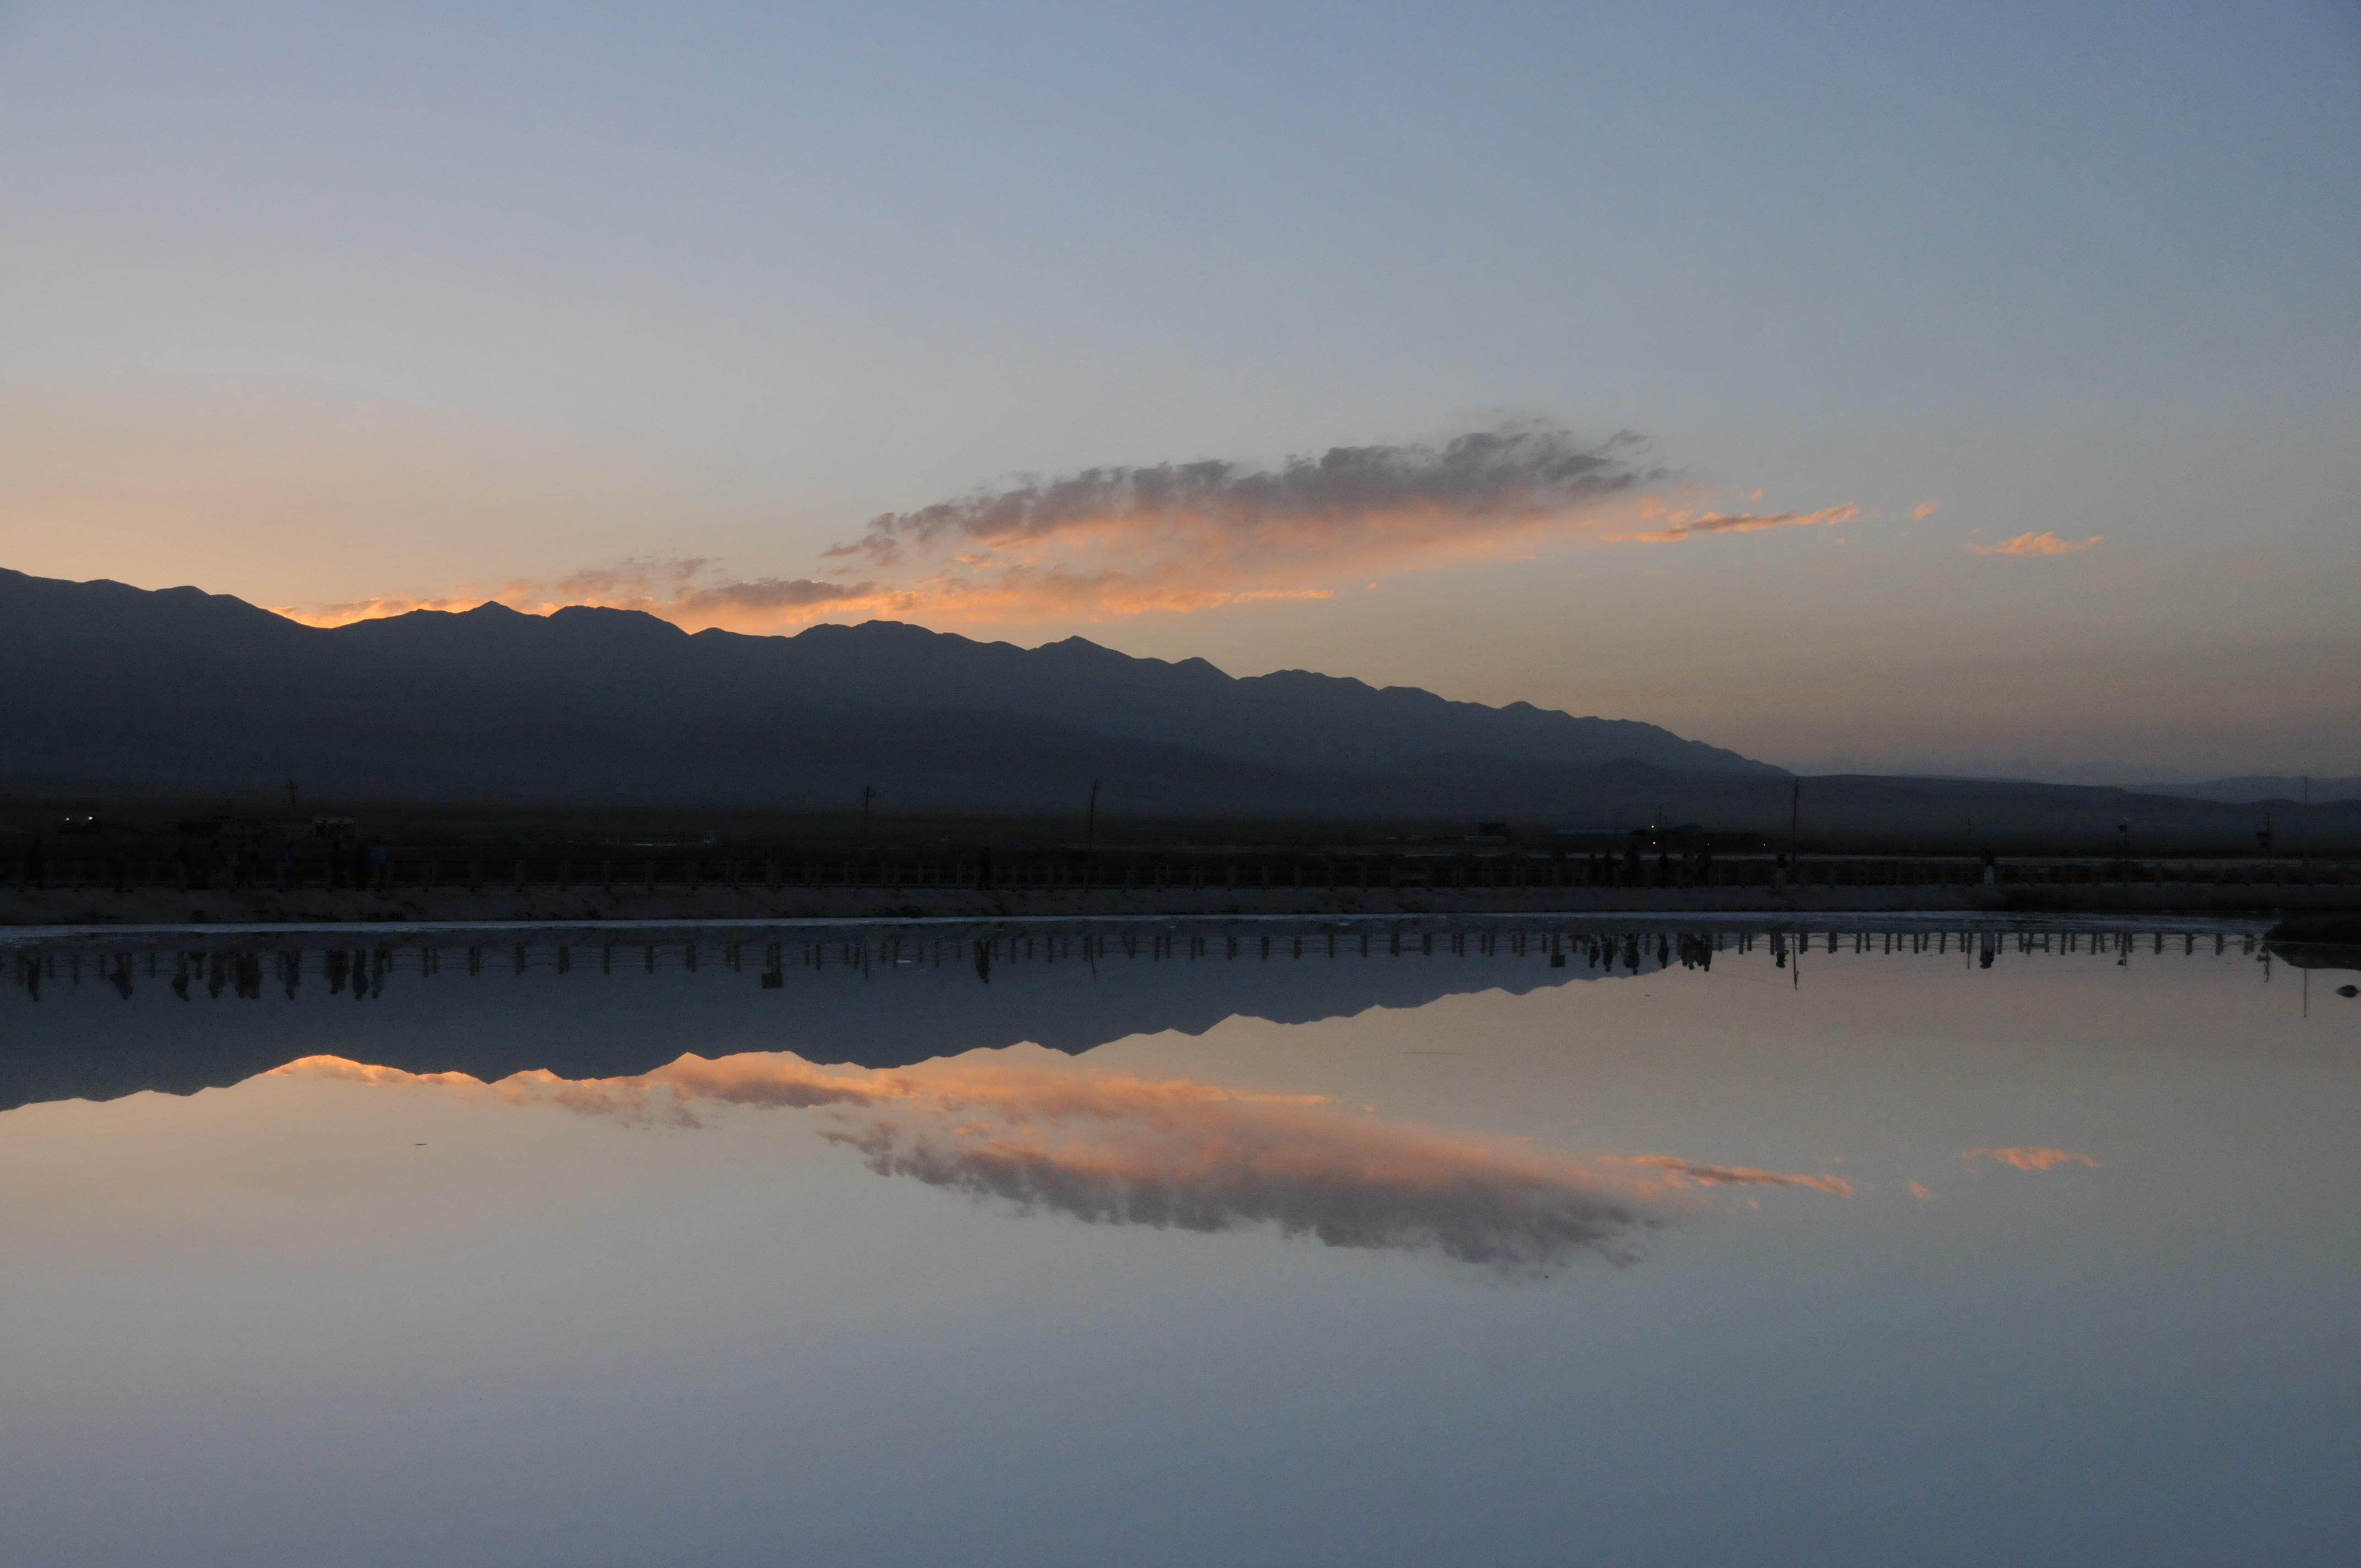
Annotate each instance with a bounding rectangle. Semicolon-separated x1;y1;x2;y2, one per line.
4;1;2357;775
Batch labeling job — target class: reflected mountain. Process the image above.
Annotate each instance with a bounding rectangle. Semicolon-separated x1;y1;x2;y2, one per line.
1;919;2260;1113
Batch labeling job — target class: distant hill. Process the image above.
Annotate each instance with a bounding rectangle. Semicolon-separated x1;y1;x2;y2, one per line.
2130;776;2361;807
0;567;1775;815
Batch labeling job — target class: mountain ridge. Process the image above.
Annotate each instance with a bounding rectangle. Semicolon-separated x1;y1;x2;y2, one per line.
0;567;1778;812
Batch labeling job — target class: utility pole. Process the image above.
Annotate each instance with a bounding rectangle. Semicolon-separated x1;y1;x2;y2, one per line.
1790;780;1802;857
285;778;300;818
1086;777;1099;850
2302;776;2311;870
862;783;873;843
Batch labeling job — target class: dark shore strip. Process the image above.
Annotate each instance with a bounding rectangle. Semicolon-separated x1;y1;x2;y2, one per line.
2;879;2353;936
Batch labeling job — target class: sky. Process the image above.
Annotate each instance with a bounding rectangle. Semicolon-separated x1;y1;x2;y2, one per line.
3;1;2357;779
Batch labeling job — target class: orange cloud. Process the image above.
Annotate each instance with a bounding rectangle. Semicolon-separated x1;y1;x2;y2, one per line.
268;428;1859;632
271;575;1325;632
1908;1180;1934;1200
1968;531;2102;557
826;429;1640;567
271;1052;1850;1268
1606;502;1860;544
1911;500;1939;521
773;428;1654;627
270;558;886;630
1613;1155;1856;1197
1963;1146;2099;1172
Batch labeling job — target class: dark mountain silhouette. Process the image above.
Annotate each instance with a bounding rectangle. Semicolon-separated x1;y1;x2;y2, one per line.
2130;776;2361;807
0;567;1776;813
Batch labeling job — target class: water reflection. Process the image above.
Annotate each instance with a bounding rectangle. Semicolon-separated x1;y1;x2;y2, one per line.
3;915;2353;1567
0;916;2265;1269
269;1048;1854;1269
0;918;2289;1114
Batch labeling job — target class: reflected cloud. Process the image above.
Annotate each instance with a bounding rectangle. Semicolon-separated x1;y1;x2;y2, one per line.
1963;1146;2099;1171
270;1052;1853;1268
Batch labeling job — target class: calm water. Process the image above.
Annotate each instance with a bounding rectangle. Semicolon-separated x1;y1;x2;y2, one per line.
2;918;2354;1567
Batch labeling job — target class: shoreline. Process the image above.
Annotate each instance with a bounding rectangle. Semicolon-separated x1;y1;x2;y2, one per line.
2;879;2351;936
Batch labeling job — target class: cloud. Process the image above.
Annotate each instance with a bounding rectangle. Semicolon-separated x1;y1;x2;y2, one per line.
788;426;1660;626
1613;1155;1856;1197
273;594;494;625
271;558;880;630
270;1052;1852;1270
553;558;880;614
1912;501;1939;521
1967;531;2102;557
1606;502;1859;544
1963;1146;2099;1172
265;426;1860;631
829;427;1641;562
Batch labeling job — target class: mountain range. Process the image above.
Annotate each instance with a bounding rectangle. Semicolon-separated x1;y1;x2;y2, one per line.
2129;776;2361;807
0;567;1775;816
6;568;2352;851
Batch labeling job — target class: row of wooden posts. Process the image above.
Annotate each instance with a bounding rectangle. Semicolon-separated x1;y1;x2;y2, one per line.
7;852;2354;895
9;927;2273;1011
